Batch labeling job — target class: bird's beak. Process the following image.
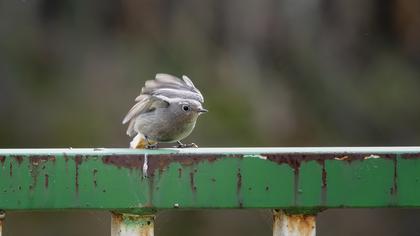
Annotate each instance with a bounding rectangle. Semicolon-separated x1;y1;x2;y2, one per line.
198;108;208;113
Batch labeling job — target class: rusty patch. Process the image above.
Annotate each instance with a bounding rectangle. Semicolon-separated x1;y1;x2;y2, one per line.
9;163;12;176
102;154;221;176
286;214;316;236
178;168;182;178
320;160;327;204
264;153;397;167
45;174;49;188
189;171;196;192
103;155;144;169
237;168;243;208
75;155;83;193
0;156;5;165
93;169;98;187
400;153;420;159
390;158;398;196
13;156;24;165
29;155;56;166
273;210;316;236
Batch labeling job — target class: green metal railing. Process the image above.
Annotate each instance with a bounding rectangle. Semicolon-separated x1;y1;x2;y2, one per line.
0;147;419;235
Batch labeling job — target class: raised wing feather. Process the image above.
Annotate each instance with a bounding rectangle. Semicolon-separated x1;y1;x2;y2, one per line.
141;73;204;103
123;73;203;136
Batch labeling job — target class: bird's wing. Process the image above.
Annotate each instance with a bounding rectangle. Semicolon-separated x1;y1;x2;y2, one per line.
123;73;203;136
122;95;169;125
137;73;204;103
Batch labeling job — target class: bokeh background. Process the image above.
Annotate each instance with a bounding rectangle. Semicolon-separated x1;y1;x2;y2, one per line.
1;0;420;235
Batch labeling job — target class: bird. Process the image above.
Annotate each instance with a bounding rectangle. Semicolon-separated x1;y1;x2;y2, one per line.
122;73;207;149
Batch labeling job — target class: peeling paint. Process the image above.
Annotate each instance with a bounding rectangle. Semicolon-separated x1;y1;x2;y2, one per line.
364;155;380;159
334;156;348;161
244;154;267;160
103;154;220;176
143;154;148;177
29;155;55;165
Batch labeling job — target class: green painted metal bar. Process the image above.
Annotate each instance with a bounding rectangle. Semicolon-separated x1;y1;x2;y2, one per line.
0;147;419;214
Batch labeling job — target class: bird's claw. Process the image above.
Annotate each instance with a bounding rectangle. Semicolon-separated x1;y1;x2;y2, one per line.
146;144;158;149
174;142;198;148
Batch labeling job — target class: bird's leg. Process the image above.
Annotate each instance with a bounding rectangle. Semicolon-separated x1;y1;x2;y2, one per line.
175;141;198;148
145;136;158;149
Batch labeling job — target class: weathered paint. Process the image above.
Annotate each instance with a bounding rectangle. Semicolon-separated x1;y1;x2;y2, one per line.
0;148;419;213
273;210;315;236
111;213;154;236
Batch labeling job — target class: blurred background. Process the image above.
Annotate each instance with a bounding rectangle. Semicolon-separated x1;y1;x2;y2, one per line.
1;0;420;235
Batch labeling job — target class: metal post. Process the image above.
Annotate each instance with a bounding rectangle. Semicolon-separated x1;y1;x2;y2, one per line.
111;213;154;236
0;211;5;236
273;210;316;236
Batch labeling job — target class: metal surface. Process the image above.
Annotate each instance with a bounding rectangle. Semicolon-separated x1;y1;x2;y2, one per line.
0;211;5;236
111;213;154;236
273;210;315;236
0;147;420;213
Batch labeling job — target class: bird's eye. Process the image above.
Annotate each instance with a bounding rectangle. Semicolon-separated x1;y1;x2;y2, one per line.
182;105;190;111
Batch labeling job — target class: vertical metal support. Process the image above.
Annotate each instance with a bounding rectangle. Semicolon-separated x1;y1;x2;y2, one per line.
111;213;154;236
273;210;316;236
0;210;5;236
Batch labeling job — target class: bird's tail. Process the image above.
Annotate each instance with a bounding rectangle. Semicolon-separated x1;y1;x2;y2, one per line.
130;133;157;149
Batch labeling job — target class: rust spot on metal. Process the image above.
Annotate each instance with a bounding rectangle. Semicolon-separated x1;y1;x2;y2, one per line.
29;155;56;166
286;214;316;236
93;169;98;187
237;168;243;208
13;156;24;165
44;174;49;188
75;155;83;193
189;171;196;192
265;153;397;167
320;160;327;204
102;154;220;176
178;168;182;178
0;156;5;165
9;162;12;176
400;153;420;159
273;210;316;236
103;155;144;169
390;158;398;196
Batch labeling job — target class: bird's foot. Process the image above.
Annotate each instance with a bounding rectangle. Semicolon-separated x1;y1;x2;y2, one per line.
146;143;158;149
174;141;198;148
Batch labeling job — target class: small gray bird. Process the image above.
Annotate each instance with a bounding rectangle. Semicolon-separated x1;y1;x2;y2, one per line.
122;73;207;148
